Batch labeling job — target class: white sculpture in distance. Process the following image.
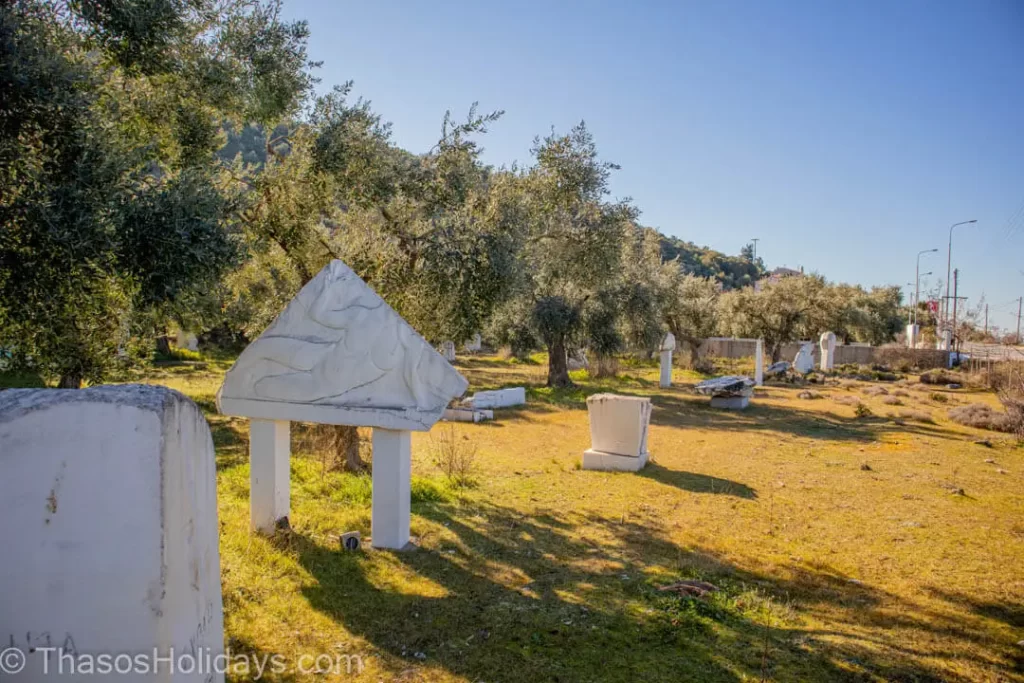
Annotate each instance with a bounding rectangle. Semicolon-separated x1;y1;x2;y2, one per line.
793;342;815;374
659;332;676;388
819;331;836;371
754;338;764;386
218;260;468;548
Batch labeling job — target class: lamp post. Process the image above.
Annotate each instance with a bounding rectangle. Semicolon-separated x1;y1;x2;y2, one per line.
943;220;977;326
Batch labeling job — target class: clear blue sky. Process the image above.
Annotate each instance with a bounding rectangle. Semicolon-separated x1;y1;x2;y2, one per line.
282;0;1024;333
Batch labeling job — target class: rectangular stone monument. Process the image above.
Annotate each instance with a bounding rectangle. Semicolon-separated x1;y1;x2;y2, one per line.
217;260;468;548
582;394;652;472
755;338;764;386
659;332;675;388
0;385;224;681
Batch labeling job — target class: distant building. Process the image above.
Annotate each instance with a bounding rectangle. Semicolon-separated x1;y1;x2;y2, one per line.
754;266;803;292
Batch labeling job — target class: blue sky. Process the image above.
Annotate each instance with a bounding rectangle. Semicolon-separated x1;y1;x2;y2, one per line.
282;0;1024;332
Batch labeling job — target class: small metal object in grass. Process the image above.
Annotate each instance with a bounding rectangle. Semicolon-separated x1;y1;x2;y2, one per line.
340;531;361;551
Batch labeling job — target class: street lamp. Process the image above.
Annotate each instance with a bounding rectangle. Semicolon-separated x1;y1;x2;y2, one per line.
915;248;938;329
944;220;977;325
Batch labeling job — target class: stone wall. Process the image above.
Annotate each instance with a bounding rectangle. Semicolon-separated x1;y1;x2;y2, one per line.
698;337;946;368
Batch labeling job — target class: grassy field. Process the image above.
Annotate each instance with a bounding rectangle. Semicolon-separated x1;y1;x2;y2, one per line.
12;354;1024;681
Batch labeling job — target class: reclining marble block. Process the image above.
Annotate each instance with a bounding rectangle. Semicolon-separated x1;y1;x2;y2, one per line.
462;386;526;409
582;394;652;472
218;260;468;547
0;385;224;681
695;376;755;410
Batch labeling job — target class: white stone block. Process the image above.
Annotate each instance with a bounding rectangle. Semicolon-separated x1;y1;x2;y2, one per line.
659;349;673;388
371;428;412;550
793;342;815;374
660;332;676;352
440;341;456;362
583;393;652;468
710;394;751;410
819;331;836;371
582;449;649;472
249;418;290;533
464;333;482;353
754;338;764;386
0;385;224;681
217;260;468;432
443;407;493;422
462;387;526;409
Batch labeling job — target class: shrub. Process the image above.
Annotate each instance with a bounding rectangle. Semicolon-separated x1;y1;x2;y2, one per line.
854;403;873;418
797;390;823;400
992;365;1024;439
863;386;889;396
882;396;903;406
929;392;949;403
947;403;1012;433
429;424;478;487
892;389;910;398
899;409;934;424
920;370;958;385
835;395;860;406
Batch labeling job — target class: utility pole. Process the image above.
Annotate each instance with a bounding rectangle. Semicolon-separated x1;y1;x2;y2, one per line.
1017;297;1022;345
750;238;760;261
952;268;959;334
984;304;988;337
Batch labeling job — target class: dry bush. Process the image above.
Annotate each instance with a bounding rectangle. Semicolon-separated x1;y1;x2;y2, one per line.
854;403;873;418
429;424;478;487
863;386;889;397
991;366;1024;438
882;396;903;406
899;409;935;424
947;403;1013;433
892;389;910;398
797;390;823;400
591;354;620;378
920;370;958;385
875;345;948;373
929;392;949;403
835;395;860;406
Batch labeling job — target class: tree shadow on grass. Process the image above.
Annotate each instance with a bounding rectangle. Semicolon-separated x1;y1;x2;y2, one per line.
637;463;758;499
284;499;1007;682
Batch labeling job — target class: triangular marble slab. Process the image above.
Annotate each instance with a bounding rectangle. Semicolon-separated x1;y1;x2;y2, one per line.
217;260;468;431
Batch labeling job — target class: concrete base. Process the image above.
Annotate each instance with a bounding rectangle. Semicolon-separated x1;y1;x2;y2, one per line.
371;428;411;549
250;418;290;533
659;350;672;388
443;407;494;422
710;395;751;410
582;449;649;472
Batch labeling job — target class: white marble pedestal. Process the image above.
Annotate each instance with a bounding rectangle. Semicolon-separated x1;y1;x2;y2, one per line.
371;428;412;550
250;418;290;533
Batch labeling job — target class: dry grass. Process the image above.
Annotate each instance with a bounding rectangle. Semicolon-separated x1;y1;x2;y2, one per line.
898;409;936;424
948;403;1014;433
30;356;1021;682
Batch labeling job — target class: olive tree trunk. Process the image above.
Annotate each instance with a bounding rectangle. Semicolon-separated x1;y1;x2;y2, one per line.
546;336;572;388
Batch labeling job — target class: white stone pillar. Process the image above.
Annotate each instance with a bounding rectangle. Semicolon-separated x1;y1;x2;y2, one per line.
250;418;290;533
371;428;412;549
659;349;673;388
906;324;918;349
754;338;764;386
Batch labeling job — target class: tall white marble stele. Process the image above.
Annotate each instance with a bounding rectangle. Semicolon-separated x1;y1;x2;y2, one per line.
217;260;468;549
820;331;837;371
659;332;676;388
754;338;764;386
